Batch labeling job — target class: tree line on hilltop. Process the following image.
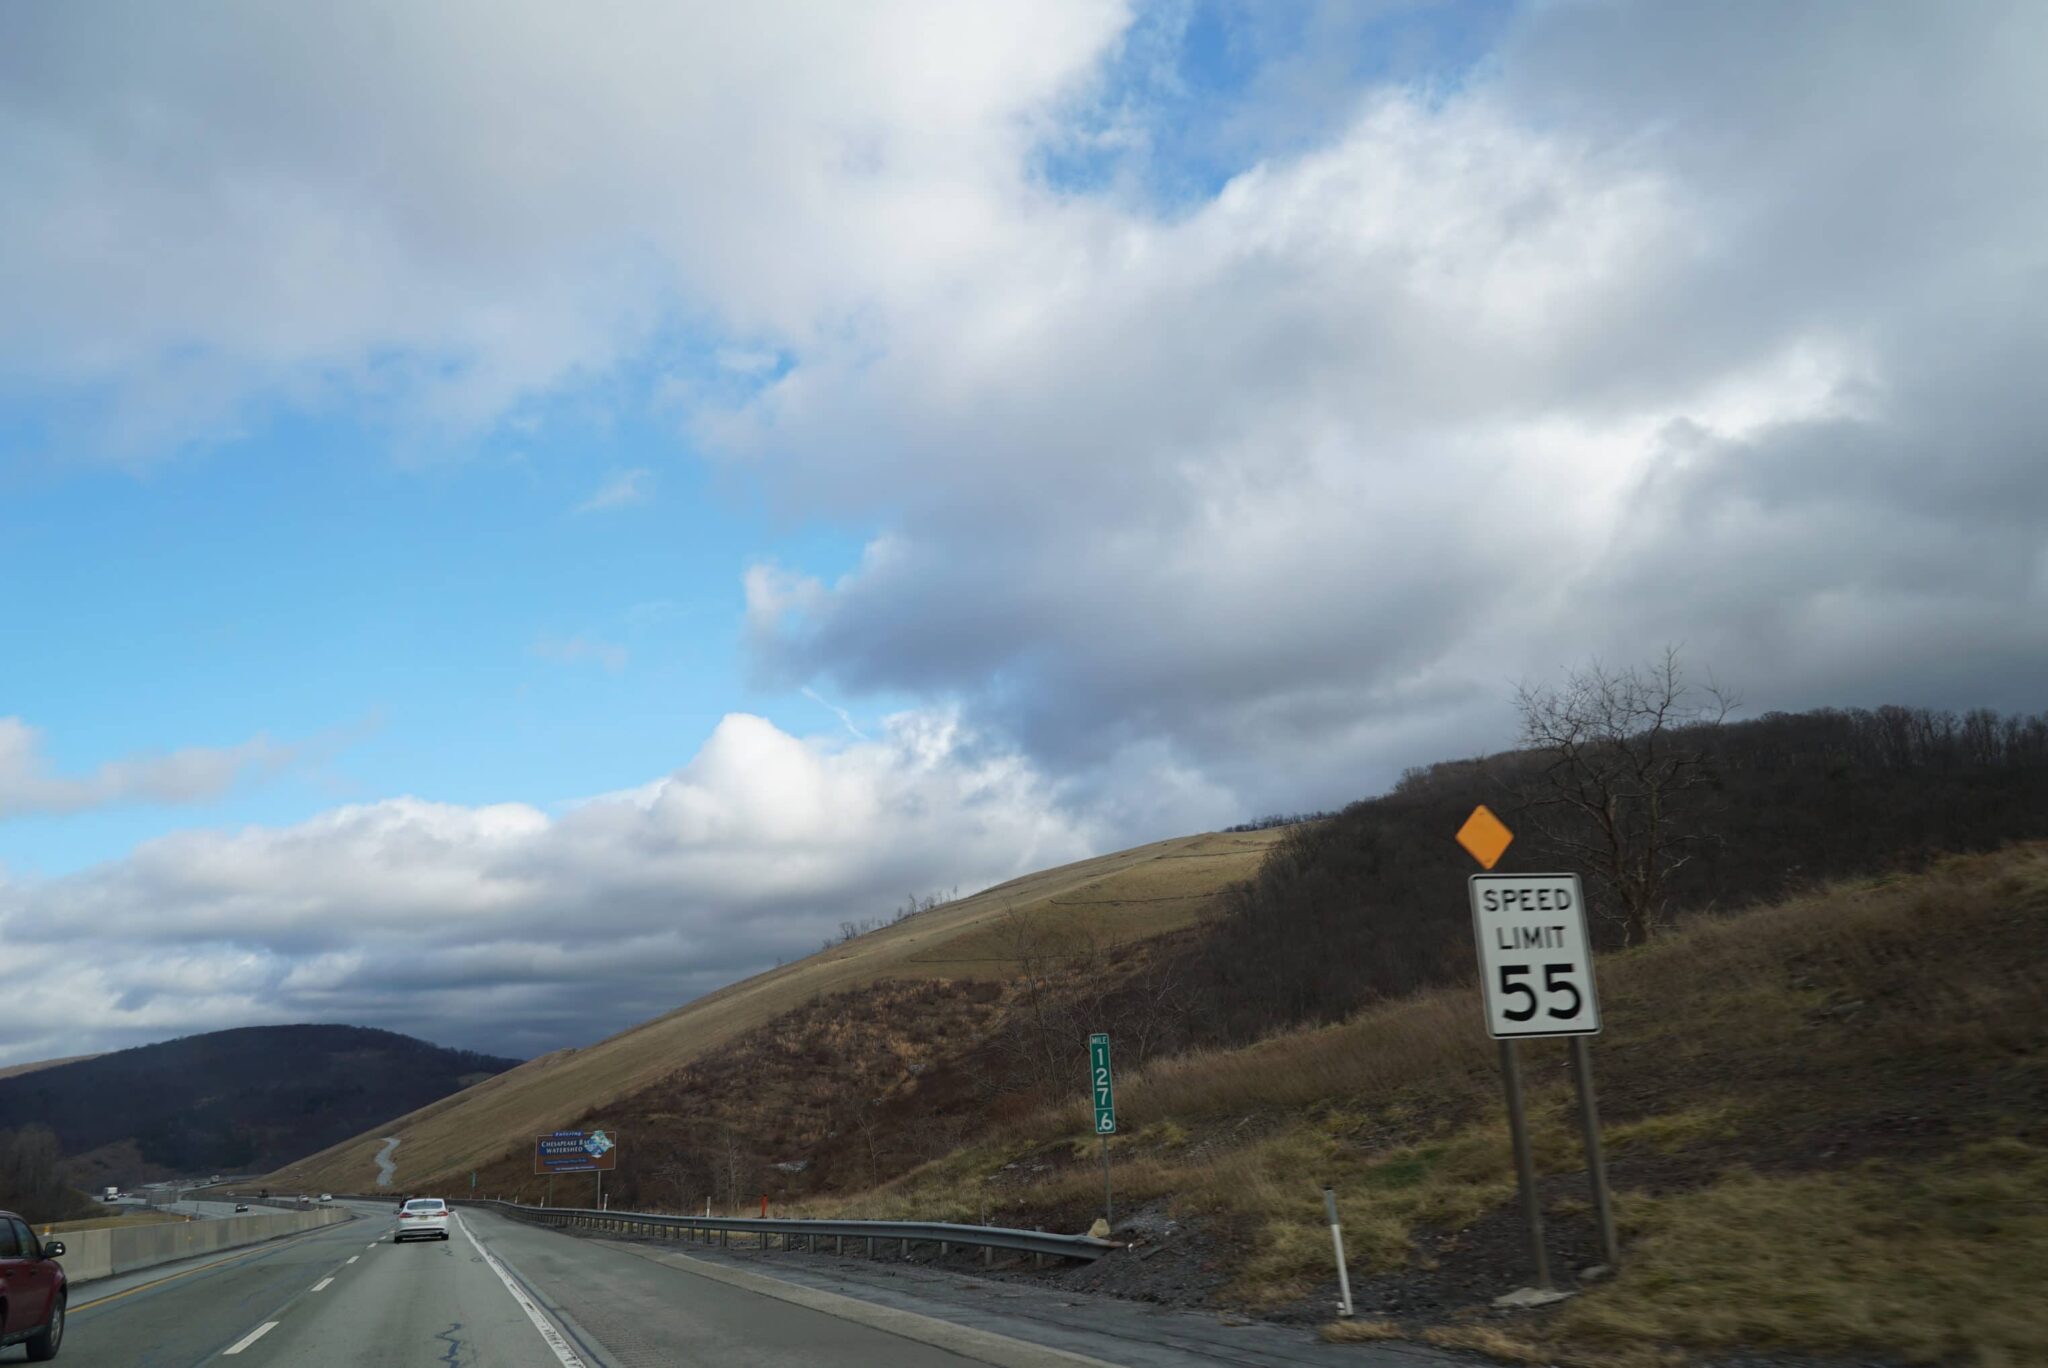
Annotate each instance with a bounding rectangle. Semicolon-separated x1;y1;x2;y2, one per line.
1184;683;2048;1043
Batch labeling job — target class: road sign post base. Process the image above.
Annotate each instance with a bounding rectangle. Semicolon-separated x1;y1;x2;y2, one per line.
1498;1039;1551;1290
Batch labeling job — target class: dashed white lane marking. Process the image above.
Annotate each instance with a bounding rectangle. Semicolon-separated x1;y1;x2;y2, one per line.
223;1322;277;1355
456;1214;587;1367
368;1242;379;1249
311;1277;334;1292
346;1255;359;1265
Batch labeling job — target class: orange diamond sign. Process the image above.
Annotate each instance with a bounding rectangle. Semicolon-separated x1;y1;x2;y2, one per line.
1456;804;1513;870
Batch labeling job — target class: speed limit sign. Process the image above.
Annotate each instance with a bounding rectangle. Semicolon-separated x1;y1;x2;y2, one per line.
1470;873;1601;1038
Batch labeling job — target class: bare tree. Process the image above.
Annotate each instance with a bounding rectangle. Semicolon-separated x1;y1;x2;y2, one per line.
720;1130;752;1214
650;1151;698;1212
0;1126;88;1224
991;905;1108;1098
849;1104;884;1187
1510;649;1738;946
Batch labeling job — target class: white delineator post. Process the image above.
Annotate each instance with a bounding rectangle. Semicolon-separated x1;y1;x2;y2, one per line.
1323;1185;1354;1318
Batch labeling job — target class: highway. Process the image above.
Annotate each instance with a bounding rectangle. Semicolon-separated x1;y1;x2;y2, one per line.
41;1200;1437;1366
45;1201;1071;1366
164;1200;259;1220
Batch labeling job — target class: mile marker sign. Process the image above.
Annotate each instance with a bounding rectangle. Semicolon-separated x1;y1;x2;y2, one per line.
1470;873;1601;1038
1088;1033;1116;1135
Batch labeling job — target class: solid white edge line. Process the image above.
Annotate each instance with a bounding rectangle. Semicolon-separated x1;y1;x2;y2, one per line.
456;1214;588;1368
311;1277;334;1292
222;1321;278;1355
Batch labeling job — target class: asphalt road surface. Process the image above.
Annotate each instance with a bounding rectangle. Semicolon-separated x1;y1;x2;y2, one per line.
39;1201;1444;1367
40;1202;1082;1367
163;1201;257;1220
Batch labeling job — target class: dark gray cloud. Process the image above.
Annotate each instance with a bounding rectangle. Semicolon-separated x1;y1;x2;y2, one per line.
737;3;2048;815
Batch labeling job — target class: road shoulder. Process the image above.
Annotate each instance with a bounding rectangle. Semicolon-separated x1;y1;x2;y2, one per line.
583;1239;1120;1368
571;1227;1455;1367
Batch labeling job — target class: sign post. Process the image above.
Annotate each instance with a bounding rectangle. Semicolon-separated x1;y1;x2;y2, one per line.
533;1128;619;1213
1088;1032;1116;1229
1458;806;1619;1285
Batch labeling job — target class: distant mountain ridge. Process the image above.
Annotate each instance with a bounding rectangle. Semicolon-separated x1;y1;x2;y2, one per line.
0;1053;102;1082
0;1024;519;1184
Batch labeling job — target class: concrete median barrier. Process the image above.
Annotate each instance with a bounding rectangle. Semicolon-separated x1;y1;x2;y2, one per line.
54;1206;350;1284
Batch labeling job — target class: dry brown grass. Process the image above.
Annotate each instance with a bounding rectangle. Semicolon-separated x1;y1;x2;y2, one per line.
0;1053;101;1082
1123;986;1492;1125
1319;1317;1402;1342
264;828;1285;1193
812;843;2048;1358
1422;1324;1682;1368
1553;1140;2048;1367
43;1209;188;1233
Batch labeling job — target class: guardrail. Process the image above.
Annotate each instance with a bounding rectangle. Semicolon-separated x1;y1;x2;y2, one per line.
458;1197;1116;1264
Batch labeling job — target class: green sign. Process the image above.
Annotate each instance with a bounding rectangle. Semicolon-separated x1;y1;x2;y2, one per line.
1089;1032;1116;1135
470;1170;478;1190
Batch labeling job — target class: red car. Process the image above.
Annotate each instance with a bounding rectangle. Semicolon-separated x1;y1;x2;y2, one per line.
0;1209;65;1360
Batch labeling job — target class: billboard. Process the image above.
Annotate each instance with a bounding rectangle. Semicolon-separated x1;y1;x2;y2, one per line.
533;1128;619;1174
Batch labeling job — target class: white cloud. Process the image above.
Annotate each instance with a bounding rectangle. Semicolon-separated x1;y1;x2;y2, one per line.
727;5;2048;811
0;717;293;819
0;711;1098;1064
575;467;654;513
0;0;1130;453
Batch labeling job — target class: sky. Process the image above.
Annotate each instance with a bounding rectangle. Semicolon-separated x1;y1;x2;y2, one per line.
2;1;2044;1066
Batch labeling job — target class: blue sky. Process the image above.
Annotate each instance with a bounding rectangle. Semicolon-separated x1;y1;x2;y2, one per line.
1;398;873;876
0;0;1510;879
3;0;2042;1063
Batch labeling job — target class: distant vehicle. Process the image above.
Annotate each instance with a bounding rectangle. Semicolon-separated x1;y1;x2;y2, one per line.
394;1197;449;1243
0;1206;67;1360
318;1194;332;1203
101;1187;118;1202
233;1203;250;1213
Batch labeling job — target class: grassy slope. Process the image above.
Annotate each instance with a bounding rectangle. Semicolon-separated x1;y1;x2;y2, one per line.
263;829;1285;1194
805;844;2048;1367
0;1054;101;1082
42;1209;190;1234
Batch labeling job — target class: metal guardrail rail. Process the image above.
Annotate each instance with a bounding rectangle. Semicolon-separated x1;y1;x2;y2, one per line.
457;1197;1116;1263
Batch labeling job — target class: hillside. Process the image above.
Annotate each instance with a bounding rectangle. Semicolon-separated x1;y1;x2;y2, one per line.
807;843;2048;1366
0;1025;518;1184
262;828;1288;1194
0;1053;101;1082
272;705;2048;1214
1184;703;2048;1042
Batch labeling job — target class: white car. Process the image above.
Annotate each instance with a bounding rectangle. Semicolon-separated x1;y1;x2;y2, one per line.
394;1197;450;1242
